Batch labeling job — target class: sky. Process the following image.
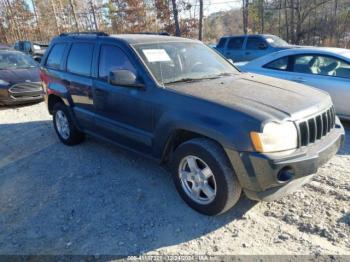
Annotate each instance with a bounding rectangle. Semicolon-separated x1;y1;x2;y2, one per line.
205;0;241;15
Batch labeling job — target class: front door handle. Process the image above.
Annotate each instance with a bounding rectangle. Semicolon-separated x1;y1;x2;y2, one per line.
245;51;250;55
95;88;105;94
292;77;306;83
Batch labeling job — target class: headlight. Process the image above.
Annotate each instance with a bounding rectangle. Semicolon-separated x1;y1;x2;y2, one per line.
250;121;298;153
0;79;9;86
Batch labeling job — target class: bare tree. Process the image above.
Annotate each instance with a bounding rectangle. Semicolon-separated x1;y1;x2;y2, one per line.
89;0;98;30
198;0;203;40
69;0;80;31
242;0;249;34
171;0;181;36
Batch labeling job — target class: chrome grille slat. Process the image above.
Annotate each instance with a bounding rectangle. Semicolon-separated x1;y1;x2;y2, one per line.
297;106;335;147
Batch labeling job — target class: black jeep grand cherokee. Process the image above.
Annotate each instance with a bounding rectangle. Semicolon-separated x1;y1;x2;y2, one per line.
40;32;345;215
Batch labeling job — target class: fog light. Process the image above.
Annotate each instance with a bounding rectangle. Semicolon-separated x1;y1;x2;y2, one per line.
277;167;294;183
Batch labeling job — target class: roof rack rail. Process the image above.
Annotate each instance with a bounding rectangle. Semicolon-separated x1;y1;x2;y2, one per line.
133;32;170;36
59;31;109;37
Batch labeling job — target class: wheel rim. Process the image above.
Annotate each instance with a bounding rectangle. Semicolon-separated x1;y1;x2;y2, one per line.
178;155;217;205
55;110;70;140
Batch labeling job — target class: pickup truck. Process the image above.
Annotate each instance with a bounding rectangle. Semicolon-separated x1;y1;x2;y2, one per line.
40;32;344;215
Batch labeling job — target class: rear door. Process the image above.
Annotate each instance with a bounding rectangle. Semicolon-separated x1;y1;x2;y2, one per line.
224;36;246;62
65;42;95;129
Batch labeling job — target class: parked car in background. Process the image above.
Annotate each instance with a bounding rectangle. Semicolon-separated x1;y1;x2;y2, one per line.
0;50;43;105
40;32;344;215
14;40;48;62
238;47;350;121
215;34;296;62
0;44;11;50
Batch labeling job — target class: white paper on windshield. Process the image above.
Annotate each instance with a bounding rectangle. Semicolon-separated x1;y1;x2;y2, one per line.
143;49;171;62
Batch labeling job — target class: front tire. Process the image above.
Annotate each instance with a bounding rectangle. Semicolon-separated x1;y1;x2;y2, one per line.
53;102;85;146
171;138;242;215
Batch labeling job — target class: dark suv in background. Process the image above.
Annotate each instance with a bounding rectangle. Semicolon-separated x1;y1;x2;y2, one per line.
14;40;48;62
40;32;344;215
215;34;295;62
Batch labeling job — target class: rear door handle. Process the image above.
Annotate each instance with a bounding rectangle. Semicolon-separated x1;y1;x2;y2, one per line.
245;51;250;55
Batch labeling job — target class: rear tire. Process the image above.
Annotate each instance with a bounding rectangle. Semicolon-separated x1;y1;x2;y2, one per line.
53;102;85;146
171;138;241;215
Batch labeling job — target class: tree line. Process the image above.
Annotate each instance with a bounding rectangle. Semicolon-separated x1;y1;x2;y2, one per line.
0;0;349;48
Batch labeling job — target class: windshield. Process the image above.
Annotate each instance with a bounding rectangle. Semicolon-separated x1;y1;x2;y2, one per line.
0;51;37;70
265;35;289;47
133;41;239;85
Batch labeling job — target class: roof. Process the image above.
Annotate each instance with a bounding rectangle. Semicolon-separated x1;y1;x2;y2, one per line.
274;46;350;60
56;32;197;45
221;34;277;39
109;34;197;44
0;44;11;50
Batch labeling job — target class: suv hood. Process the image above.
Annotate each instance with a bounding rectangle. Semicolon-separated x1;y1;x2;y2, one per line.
166;73;332;122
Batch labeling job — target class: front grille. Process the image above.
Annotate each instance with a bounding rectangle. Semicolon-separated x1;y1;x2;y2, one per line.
297;106;336;147
9;82;43;98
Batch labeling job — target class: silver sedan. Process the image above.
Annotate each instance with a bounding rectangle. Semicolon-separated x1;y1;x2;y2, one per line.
238;47;350;120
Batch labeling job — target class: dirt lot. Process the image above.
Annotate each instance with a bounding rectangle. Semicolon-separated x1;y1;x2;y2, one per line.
0;102;349;256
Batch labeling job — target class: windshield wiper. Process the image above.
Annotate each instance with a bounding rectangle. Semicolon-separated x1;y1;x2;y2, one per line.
165;74;234;85
165;78;204;84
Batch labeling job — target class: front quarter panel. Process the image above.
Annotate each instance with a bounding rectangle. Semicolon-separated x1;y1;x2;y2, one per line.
151;90;261;160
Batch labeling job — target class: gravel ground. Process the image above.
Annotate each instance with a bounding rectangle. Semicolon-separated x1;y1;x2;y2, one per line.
0;102;349;256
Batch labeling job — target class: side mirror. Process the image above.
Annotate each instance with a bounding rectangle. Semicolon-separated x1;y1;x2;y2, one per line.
34;56;41;63
258;42;268;50
108;69;144;89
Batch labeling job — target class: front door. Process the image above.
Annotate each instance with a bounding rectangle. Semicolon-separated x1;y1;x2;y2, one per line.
225;36;246;62
244;36;269;61
92;44;154;153
288;54;350;117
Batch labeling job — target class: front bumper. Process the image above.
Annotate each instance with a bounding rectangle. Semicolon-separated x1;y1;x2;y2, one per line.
0;82;44;105
225;118;345;201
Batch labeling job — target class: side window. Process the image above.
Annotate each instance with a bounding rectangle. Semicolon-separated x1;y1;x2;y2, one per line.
67;43;94;76
292;54;350;77
23;41;32;52
46;43;66;69
292;55;315;74
246;37;267;50
227;37;244;50
217;38;227;48
264;57;289;71
317;55;350;79
98;45;136;80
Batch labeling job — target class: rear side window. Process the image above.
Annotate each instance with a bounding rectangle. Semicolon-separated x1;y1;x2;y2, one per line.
264;57;289;70
67;43;94;76
217;38;227;48
246;37;266;50
98;45;136;80
46;43;66;69
227;37;244;50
